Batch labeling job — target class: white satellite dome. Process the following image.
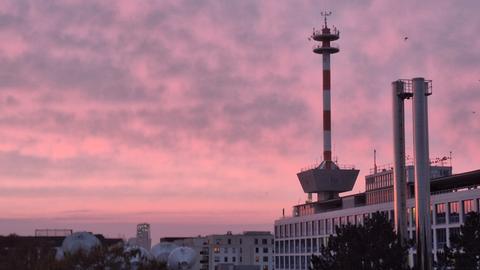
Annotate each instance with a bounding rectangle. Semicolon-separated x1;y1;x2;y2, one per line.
61;232;101;255
125;245;153;264
167;247;196;270
151;242;178;263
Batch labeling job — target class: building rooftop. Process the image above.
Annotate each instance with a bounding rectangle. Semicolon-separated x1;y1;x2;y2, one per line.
289;169;480;218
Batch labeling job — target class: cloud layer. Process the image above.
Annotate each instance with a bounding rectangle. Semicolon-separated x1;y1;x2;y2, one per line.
0;0;479;240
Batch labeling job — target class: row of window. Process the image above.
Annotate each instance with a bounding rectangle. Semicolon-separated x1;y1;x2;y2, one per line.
434;199;477;225
214;247;270;254
276;211;390;238
365;172;393;191
214;256;241;263
275;238;328;254
276;199;479;239
274;227;459;258
213;256;271;264
214;237;272;245
366;188;394;205
213;247;241;253
275;255;312;270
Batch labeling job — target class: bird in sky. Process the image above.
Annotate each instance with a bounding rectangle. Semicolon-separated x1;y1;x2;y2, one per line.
404;36;409;41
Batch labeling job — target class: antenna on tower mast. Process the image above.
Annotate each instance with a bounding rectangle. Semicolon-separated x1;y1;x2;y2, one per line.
320;11;332;27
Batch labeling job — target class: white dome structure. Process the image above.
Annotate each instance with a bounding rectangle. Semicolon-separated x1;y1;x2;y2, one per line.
125;245;153;264
167;247;196;270
151;242;178;263
60;232;101;255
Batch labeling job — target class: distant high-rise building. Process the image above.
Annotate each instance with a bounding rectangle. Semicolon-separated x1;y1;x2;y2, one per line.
136;223;152;250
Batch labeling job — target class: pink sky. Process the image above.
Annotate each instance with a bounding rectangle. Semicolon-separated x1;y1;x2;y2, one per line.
0;0;479;242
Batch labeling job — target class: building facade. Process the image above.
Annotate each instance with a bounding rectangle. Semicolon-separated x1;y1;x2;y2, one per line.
164;231;274;270
274;168;480;269
136;223;152;250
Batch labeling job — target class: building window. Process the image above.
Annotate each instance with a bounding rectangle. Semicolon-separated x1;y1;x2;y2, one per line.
463;199;474;219
214;256;220;262
435;203;446;225
214;247;220;253
326;219;331;235
333;217;339;230
255;256;259;263
306;238;311;253
263;247;269;253
449;227;460;240
255;238;259;245
412;207;416;226
436;228;447;249
449;201;460;223
355;215;363;226
407;208;411;227
224;257;228;262
278;241;283;254
318;219;324;235
228;238;232;245
363;213;370;223
224;247;228;253
263;256;269;262
255;247;259;253
262;238;268;245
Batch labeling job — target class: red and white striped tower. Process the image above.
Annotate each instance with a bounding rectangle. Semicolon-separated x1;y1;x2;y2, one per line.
298;13;358;202
311;11;340;170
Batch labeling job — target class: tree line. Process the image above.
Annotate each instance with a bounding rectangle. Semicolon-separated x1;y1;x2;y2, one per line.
0;238;167;270
310;211;480;270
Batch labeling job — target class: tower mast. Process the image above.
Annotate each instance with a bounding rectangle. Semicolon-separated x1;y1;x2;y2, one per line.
312;11;339;169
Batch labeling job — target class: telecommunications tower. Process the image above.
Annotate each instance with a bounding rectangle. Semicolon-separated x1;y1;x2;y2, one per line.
297;12;359;202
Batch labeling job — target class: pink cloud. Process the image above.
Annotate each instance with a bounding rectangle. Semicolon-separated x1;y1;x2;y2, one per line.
0;0;479;241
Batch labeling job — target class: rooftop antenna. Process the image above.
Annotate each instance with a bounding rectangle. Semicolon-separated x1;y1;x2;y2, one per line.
374;149;378;174
321;11;332;28
449;151;453;169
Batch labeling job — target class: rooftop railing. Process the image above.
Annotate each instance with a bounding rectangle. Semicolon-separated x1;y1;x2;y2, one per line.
312;28;340;37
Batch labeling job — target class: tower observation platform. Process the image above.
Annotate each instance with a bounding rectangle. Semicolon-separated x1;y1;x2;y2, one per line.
299;12;359;202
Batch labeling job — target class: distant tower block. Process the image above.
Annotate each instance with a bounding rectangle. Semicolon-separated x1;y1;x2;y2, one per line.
298;12;358;201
